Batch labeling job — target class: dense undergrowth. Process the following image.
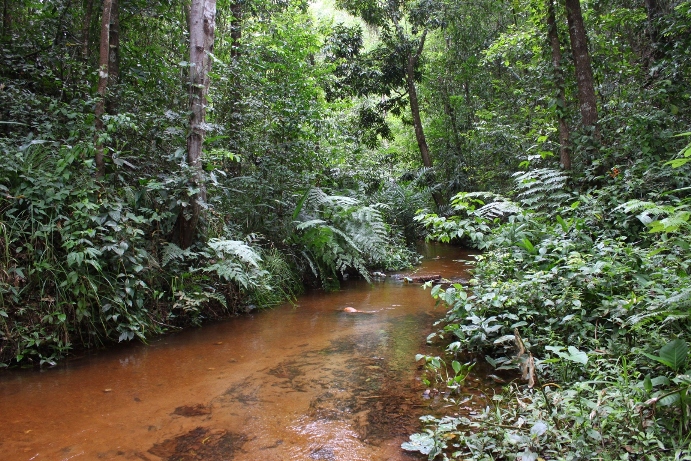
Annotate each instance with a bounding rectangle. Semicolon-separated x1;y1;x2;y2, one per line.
0;140;421;366
0;0;429;367
404;152;691;459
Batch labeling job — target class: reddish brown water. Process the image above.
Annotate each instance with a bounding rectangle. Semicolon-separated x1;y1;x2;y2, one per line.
0;244;478;461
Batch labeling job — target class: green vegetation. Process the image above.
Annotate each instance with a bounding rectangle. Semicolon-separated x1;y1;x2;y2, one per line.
1;0;691;457
0;0;425;367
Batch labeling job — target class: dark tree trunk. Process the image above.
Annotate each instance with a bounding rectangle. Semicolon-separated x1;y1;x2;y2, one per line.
81;0;93;60
230;0;242;60
406;42;431;169
94;0;112;178
2;0;11;38
106;0;119;114
406;30;443;207
644;0;661;43
439;79;464;165
564;0;599;140
547;0;571;170
174;0;216;249
54;0;72;48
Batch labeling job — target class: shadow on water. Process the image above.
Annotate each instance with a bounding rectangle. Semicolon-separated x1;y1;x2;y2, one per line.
0;243;491;461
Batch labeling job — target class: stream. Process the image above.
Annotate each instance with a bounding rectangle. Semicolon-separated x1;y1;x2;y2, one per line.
0;244;482;461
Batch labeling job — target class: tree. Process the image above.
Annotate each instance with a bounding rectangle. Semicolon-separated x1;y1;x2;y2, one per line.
546;0;571;169
644;0;661;44
2;0;10;38
94;0;112;178
174;0;217;248
81;0;94;60
334;0;444;206
106;0;120;114
230;0;242;60
564;0;599;141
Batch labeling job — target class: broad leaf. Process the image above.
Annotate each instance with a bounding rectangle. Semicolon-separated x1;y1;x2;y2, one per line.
659;339;689;371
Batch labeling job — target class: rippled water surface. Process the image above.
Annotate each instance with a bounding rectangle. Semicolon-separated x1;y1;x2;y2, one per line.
0;244;478;461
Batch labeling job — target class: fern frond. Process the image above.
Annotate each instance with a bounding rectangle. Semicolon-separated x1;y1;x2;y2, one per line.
513;168;571;210
476;200;522;219
296;219;328;230
161;242;192;267
207;238;262;267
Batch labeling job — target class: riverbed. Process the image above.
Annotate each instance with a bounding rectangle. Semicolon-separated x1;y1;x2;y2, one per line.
0;244;479;461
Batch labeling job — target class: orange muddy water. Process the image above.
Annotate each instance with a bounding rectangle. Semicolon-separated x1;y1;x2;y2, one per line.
0;244;478;461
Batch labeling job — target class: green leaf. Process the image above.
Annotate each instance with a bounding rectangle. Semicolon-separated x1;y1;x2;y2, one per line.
659;339;689;371
643;375;653;393
452;360;461;374
401;432;436;455
565;346;588;365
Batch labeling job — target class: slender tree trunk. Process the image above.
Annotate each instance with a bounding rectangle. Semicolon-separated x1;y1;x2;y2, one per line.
644;0;660;44
81;0;93;60
94;0;112;178
406;30;443;207
106;0;119;114
227;0;243;168
547;0;571;170
2;0;11;38
406;31;431;169
564;0;599;140
230;0;242;60
54;0;72;48
174;0;216;248
439;80;464;164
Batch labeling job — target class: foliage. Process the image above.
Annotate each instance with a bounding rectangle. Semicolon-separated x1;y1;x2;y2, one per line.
290;187;410;288
407;158;691;458
0;0;434;367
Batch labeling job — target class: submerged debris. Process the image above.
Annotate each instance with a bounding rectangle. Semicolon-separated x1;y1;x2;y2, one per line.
148;427;246;461
173;404;212;417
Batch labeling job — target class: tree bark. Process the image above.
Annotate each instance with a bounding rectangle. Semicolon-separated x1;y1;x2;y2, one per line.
230;0;242;60
106;0;119;114
81;0;93;60
564;0;599;140
94;0;112;178
174;0;216;248
547;0;571;170
406;30;443;207
2;0;11;38
644;0;660;44
439;79;465;167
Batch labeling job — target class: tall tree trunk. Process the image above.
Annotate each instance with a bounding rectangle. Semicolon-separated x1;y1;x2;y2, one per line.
230;0;242;60
2;0;11;38
94;0;112;178
406;30;443;208
81;0;93;60
644;0;661;44
564;0;599;141
174;0;216;248
439;80;464;165
547;0;571;170
54;0;72;48
106;0;119;114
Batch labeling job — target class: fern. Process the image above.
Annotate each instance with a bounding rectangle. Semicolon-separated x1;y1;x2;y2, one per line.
513;168;572;211
161;242;193;267
202;238;267;290
618;200;690;233
207;238;262;267
291;187;392;287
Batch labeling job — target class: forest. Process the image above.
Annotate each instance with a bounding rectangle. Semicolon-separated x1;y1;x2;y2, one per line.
1;0;690;458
